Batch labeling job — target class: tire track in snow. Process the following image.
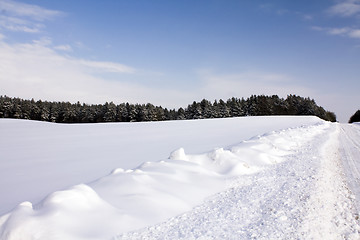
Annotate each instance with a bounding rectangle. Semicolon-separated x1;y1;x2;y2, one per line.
301;124;360;239
339;124;360;215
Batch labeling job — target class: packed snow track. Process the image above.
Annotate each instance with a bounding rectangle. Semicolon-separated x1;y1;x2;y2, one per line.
340;123;360;214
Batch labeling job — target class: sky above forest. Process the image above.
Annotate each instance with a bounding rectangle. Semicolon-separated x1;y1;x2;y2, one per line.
0;0;359;122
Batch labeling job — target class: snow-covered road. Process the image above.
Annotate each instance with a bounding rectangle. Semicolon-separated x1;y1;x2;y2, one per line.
339;123;360;218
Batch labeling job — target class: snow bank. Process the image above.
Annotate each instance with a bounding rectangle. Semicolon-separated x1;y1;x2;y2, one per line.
0;117;329;240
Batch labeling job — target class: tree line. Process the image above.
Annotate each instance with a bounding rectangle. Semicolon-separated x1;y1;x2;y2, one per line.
0;95;336;123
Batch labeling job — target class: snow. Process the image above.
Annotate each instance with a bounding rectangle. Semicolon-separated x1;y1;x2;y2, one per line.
0;116;321;215
0;116;360;239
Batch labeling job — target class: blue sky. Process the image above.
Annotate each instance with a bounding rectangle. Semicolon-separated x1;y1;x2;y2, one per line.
0;0;359;122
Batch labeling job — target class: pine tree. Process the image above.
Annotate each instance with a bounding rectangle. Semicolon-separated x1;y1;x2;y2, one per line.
177;107;186;120
217;99;230;118
349;110;360;123
200;99;213;118
103;102;117;122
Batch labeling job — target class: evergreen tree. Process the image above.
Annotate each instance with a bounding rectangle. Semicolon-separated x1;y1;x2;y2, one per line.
126;103;137;122
176;107;186;120
271;95;287;115
349;110;360;123
103;102;117;122
185;101;202;119
155;106;166;121
200;99;213;118
217;99;230;118
145;103;157;121
227;97;244;117
326;111;337;123
117;103;127;122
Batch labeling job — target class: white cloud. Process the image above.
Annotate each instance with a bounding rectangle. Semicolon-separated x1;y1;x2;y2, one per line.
312;26;360;39
303;15;313;21
328;27;360;38
0;0;62;33
32;37;52;46
0;15;44;33
311;26;324;31
323;1;360;41
348;29;360;38
0;0;62;21
54;44;72;52
75;59;135;74
327;0;360;17
328;27;350;35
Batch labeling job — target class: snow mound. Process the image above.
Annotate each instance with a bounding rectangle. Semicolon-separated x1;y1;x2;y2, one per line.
0;118;331;240
0;184;132;240
169;148;188;161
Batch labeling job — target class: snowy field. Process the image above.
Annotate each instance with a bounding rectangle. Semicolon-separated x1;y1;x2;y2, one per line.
0;117;359;239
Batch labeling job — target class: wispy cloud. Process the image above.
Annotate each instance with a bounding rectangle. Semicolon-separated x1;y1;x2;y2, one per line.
312;26;360;39
258;3;290;16
302;14;313;21
54;44;72;52
318;1;360;42
276;9;290;16
258;4;273;11
0;0;62;21
0;0;62;33
0;38;189;106
32;37;52;46
348;29;360;38
311;26;324;32
328;27;350;35
258;3;313;21
0;15;44;33
76;59;136;74
327;0;360;17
